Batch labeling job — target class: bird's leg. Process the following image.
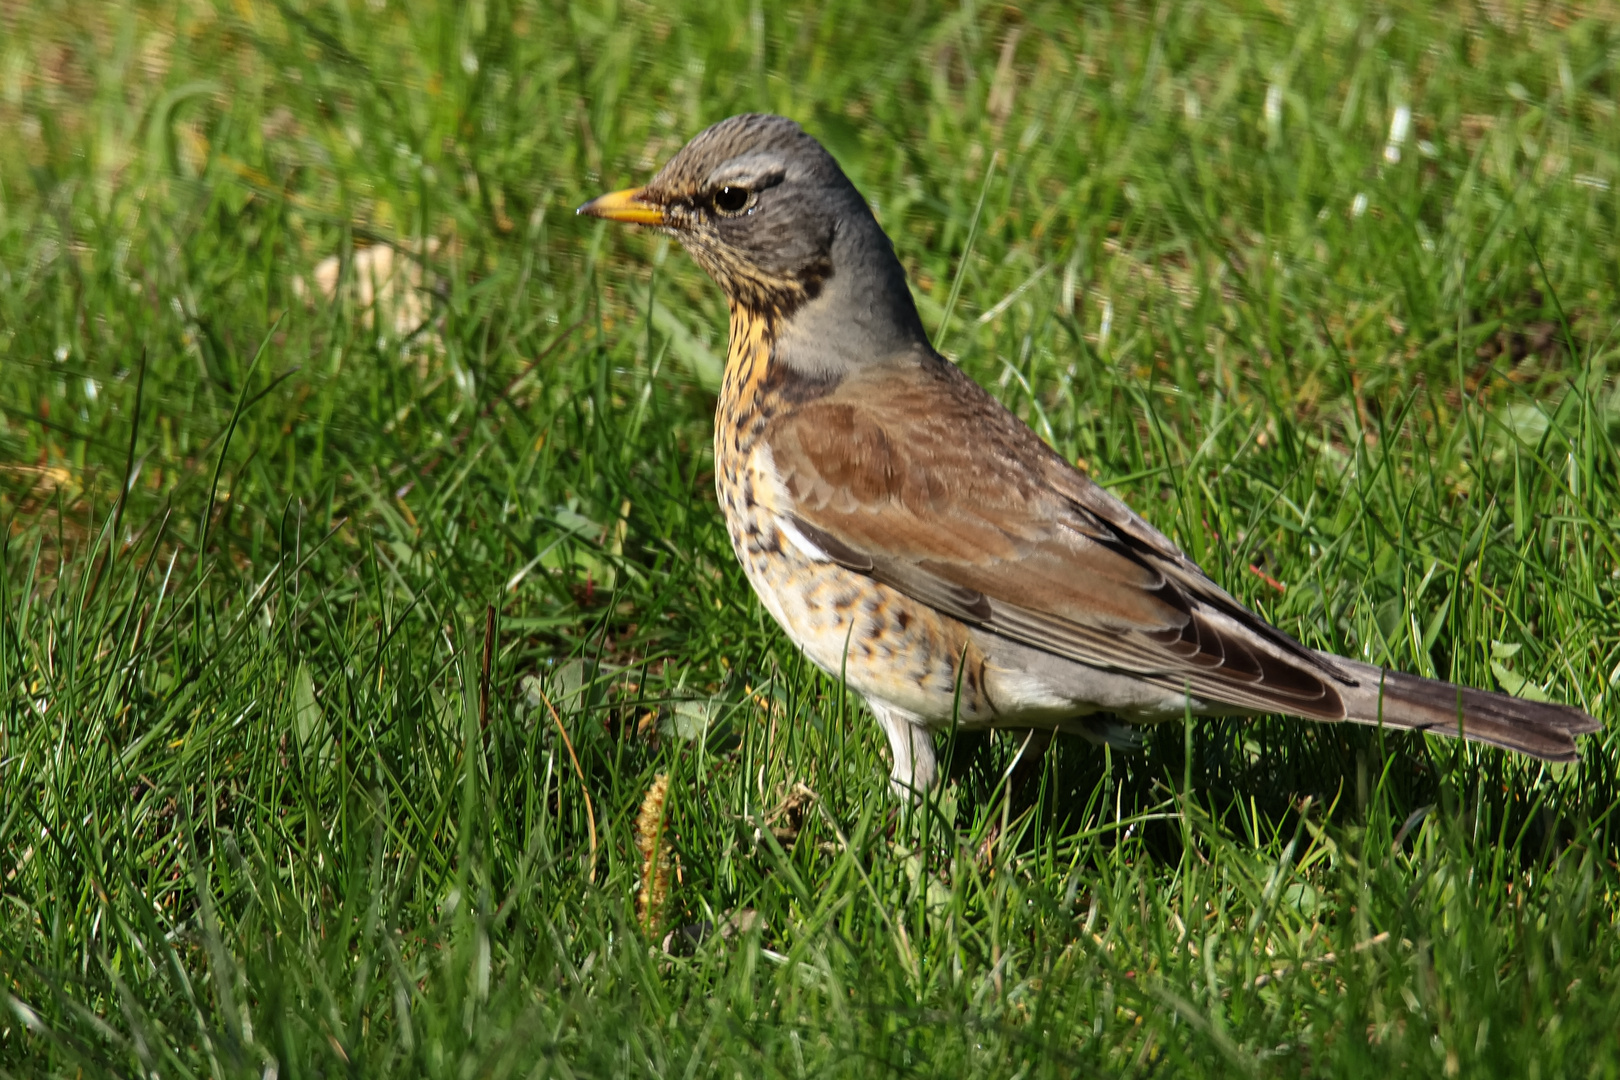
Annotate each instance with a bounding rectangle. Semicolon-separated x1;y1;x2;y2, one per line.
868;699;937;798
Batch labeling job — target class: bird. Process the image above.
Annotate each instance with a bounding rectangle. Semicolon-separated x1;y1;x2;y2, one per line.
578;113;1601;795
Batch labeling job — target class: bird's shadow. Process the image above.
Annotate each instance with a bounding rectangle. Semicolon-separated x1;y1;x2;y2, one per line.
935;717;1588;869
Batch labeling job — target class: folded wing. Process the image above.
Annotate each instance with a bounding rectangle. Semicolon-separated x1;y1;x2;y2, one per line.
761;352;1597;759
766;354;1353;719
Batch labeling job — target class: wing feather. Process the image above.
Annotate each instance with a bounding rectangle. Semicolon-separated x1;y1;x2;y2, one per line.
766;353;1353;720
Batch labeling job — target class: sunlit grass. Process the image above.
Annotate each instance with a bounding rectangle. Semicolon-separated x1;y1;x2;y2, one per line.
3;1;1619;1076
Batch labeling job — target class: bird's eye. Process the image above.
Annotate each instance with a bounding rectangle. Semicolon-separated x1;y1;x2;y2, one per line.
712;185;751;215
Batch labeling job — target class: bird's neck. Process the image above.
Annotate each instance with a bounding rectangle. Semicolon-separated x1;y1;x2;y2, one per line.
717;302;827;425
716;208;929;438
767;211;931;380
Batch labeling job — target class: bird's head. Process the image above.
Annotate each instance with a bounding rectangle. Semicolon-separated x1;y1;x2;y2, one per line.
579;114;928;368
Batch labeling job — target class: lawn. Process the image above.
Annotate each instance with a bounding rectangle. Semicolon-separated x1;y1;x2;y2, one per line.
3;0;1619;1075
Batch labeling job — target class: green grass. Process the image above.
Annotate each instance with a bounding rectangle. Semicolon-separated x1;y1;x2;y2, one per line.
3;0;1620;1075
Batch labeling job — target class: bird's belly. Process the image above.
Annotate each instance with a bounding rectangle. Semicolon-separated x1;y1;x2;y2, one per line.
719;500;995;723
714;444;1210;733
718;500;1220;734
969;631;1221;727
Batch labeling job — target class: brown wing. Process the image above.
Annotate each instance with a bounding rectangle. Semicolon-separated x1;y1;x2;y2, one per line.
763;351;1354;720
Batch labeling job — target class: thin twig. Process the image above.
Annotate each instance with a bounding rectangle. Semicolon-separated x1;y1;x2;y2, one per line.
536;683;599;882
487;316;589;416
479;604;495;734
937;149;1000;346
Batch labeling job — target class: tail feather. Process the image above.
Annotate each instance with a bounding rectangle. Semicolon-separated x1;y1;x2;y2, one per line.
1327;655;1601;763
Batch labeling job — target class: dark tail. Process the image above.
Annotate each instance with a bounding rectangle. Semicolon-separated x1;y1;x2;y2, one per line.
1327;656;1600;763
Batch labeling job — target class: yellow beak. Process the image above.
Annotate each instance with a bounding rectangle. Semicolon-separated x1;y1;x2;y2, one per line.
576;186;666;226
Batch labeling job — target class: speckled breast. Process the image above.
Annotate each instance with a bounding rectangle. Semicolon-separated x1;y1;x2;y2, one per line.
710;313;995;725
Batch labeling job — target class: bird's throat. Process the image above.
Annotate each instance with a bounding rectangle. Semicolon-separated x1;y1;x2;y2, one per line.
717;302;842;460
720;304;777;423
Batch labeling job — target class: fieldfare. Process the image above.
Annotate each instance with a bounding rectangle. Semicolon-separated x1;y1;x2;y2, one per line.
580;113;1600;794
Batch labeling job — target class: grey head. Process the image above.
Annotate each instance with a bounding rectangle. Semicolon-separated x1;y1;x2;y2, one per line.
579;113;931;376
